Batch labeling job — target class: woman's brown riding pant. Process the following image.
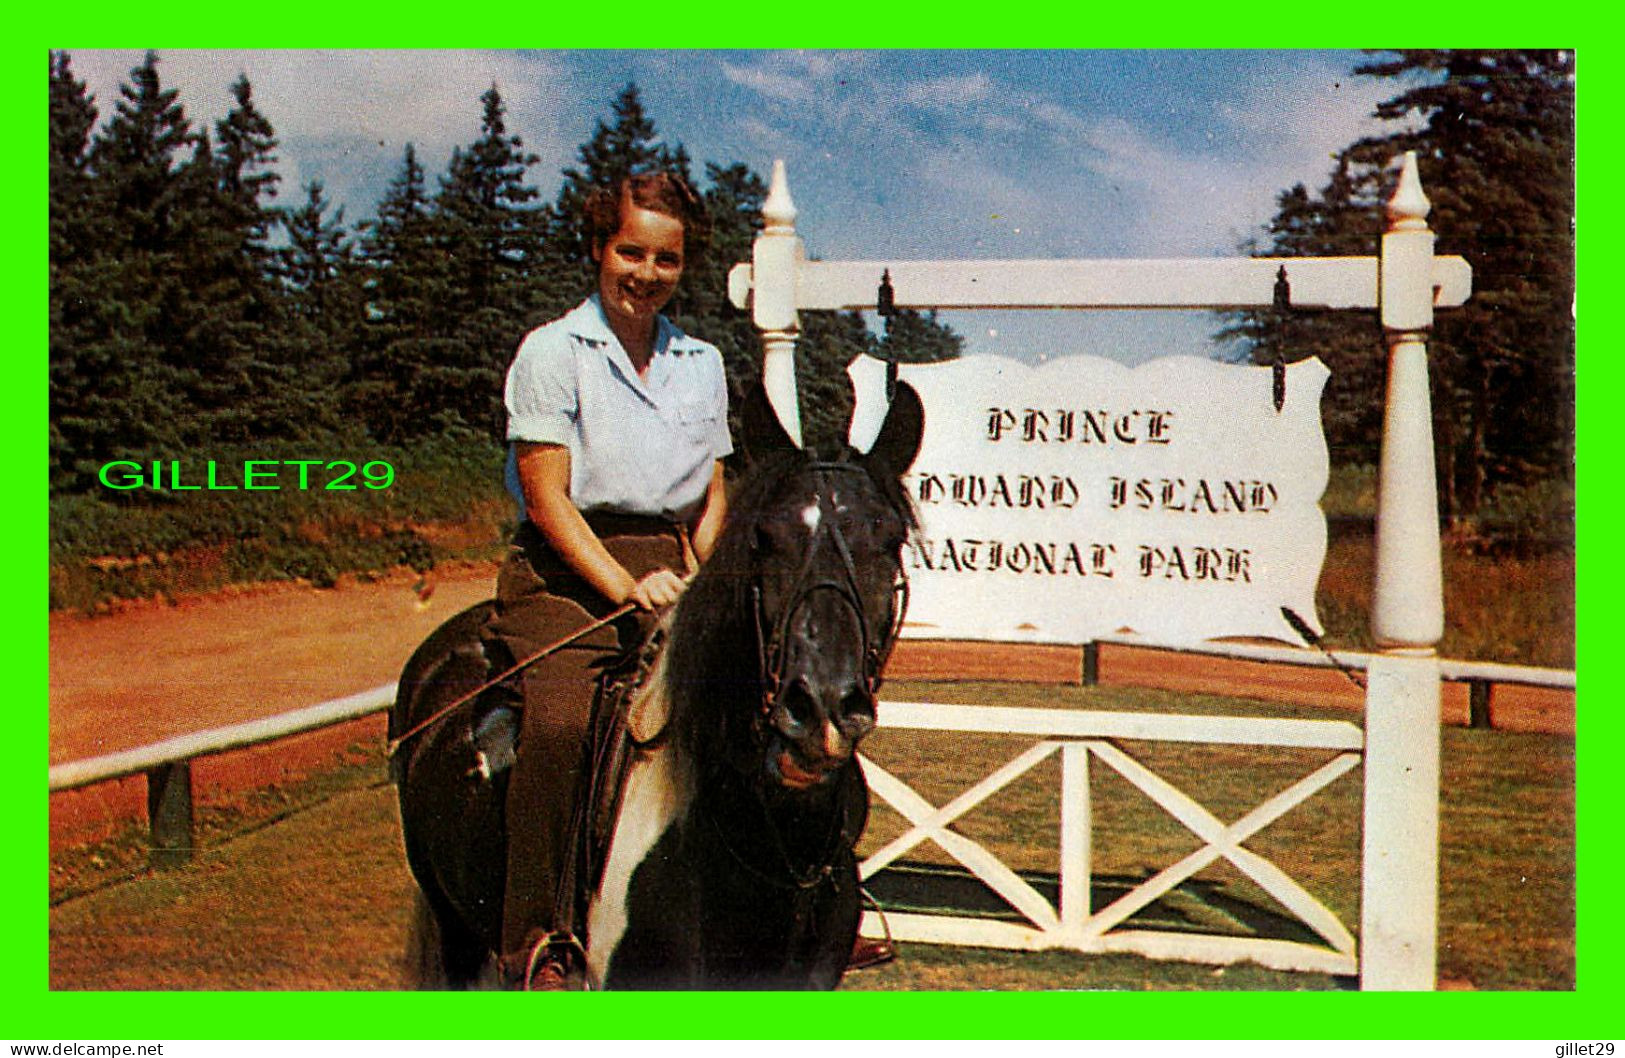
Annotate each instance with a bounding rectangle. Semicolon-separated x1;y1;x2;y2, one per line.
482;517;686;960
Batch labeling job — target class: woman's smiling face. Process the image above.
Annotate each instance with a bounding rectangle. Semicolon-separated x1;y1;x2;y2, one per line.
594;200;686;335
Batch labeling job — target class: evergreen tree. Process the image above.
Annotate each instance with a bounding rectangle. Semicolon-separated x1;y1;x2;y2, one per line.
431;86;549;435
214;74;281;241
437;86;543;316
1224;49;1574;521
277;180;360;425
360;142;440;337
49;51;101;488
49;51;98;261
281;180;356;327
182;75;303;442
353;144;462;441
89;51;194;248
53;51;200;486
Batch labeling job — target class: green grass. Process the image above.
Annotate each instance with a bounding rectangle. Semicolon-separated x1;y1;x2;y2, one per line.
50;741;387;905
48;682;1574;991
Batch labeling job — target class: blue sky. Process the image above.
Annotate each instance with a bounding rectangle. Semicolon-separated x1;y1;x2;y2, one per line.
67;49;1408;363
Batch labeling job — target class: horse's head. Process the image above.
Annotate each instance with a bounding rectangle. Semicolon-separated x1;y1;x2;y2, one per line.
676;381;923;795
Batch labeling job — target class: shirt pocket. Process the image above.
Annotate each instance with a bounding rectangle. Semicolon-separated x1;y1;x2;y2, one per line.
673;399;722;445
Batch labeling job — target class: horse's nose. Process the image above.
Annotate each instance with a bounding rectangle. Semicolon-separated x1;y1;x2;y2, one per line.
774;676;876;758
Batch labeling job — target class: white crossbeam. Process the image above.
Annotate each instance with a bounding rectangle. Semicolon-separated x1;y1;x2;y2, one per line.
860;740;1059;874
860;749;1061;932
878;701;1363;751
728;256;1471;313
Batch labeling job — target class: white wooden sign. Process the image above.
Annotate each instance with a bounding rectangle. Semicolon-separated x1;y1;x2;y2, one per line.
868;352;1330;646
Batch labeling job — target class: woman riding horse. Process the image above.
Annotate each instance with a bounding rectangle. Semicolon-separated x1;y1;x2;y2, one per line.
485;171;730;988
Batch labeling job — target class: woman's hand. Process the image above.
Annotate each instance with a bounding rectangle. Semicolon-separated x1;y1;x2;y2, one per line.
627;569;688;611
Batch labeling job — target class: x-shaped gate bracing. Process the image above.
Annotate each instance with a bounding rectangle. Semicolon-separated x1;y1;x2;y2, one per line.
857;700;1364;976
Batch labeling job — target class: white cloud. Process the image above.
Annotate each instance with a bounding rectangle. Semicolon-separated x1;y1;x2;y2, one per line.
899;73;994;109
737;115;797;158
719;59;819;103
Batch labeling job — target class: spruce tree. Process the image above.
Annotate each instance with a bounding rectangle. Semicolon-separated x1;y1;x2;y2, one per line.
1224;49;1574;522
49;51;98;261
278;180;360;426
49;51;101;489
431;86;547;436
57;51;199;484
354;144;459;441
184;74;302;443
437;86;542;315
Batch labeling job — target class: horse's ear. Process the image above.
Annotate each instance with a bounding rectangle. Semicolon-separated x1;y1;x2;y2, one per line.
741;382;801;463
865;380;925;479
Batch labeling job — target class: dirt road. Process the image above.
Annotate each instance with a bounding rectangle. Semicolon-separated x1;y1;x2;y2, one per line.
48;565;499;846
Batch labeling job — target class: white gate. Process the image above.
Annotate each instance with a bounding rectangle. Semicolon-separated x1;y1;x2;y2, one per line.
727;155;1470;990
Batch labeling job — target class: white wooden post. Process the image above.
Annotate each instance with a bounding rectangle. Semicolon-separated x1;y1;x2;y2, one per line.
1361;151;1445;991
753;160;805;446
1059;742;1092;934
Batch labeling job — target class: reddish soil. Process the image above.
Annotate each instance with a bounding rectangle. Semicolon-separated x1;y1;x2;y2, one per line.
48;565;499;847
49;566;1574;848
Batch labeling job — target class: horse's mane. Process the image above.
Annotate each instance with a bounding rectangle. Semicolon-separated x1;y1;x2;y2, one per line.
662;444;916;766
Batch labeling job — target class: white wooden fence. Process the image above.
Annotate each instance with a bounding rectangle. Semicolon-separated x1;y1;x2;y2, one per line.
861;700;1364;976
726;154;1473;990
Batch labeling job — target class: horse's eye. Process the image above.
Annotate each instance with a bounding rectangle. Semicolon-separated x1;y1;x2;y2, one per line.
756;516;800;553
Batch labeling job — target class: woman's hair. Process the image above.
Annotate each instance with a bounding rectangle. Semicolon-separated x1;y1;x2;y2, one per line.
583;171;711;264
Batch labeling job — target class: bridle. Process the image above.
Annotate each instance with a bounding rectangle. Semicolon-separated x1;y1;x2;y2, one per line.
749;460;910;725
697;459;910;895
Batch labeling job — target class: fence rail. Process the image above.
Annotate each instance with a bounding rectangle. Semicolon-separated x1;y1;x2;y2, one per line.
1087;634;1576;690
48;641;1573;869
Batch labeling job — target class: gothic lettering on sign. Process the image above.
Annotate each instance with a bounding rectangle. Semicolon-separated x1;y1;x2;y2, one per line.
886;354;1329;643
911;471;1082;511
909;538;1118;578
1107;477;1280;514
983;408;1177;446
1135;545;1253;583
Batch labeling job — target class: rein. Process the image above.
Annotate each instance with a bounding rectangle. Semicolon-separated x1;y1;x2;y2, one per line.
386;601;638;758
702;777;848;891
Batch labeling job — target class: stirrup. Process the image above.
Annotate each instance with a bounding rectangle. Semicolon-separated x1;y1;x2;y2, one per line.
507;930;586;991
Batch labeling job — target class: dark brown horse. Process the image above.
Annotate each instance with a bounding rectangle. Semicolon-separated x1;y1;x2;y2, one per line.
390;383;923;989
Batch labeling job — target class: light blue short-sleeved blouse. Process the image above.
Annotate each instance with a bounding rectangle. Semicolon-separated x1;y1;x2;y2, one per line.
502;296;732;524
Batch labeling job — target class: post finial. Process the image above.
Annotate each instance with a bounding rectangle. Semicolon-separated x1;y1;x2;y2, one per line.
764;159;798;235
1386;151;1431;232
